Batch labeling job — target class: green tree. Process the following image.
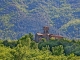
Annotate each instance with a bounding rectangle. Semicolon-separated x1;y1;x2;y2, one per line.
0;46;13;60
41;38;46;42
29;33;34;40
52;45;64;55
18;34;31;47
30;41;38;49
10;44;28;60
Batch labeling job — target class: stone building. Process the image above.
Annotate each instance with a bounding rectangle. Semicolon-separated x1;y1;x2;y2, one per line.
35;26;63;42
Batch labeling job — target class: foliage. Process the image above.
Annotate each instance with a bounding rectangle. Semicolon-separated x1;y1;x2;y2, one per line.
52;45;64;55
3;40;17;48
29;33;34;40
0;46;13;60
0;34;80;60
18;34;31;47
41;38;46;42
0;0;80;39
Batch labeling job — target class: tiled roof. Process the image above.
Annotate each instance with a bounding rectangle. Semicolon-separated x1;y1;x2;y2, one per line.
50;34;63;38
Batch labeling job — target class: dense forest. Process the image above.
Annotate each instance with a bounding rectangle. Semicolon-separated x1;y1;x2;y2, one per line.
0;0;80;60
0;0;80;40
0;33;80;60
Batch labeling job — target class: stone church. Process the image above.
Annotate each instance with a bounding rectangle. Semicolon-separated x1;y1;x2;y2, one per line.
35;26;63;42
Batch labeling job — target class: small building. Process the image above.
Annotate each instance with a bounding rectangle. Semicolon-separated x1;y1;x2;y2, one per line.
35;26;63;42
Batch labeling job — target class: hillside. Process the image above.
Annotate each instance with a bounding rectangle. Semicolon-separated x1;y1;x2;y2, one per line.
0;0;80;40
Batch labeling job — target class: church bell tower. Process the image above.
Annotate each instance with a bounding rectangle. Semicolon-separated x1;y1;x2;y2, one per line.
43;26;49;34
